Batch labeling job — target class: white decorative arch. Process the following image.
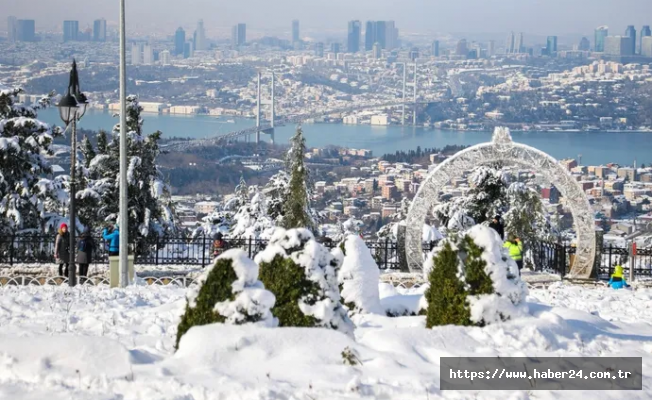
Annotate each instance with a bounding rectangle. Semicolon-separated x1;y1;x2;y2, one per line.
405;127;595;278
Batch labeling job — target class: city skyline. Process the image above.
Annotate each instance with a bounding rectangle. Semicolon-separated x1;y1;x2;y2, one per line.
3;0;652;36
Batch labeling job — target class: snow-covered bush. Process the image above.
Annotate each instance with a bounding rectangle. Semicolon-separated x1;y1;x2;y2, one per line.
255;228;353;335
338;235;382;315
424;225;527;328
175;249;277;349
230;186;275;239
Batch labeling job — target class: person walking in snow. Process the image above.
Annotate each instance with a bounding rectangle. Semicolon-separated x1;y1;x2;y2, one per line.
76;227;95;279
54;223;70;277
608;265;630;289
103;223;120;256
503;234;523;272
489;215;505;240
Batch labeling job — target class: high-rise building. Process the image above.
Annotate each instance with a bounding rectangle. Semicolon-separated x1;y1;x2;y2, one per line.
174;27;185;55
372;42;382;59
409;47;419;61
131;42;143;65
506;32;515;53
514;32;524;53
183;41;194;58
385;21;398;50
625;25;636;55
431;40;440;56
595;26;608;52
93;19;106;42
604;36;634;56
194;20;206;51
488;40;496;57
160;50;171;65
456;39;468;57
330;42;340;55
17;20;36;42
63;20;79;42
546;36;558;56
364;21;395;50
578;37;591;51
365;21;375;51
347;20;361;53
314;42;324;57
640;25;651;55
7;16;17;43
292;20;300;43
143;44;154;65
642;36;652;57
231;23;246;47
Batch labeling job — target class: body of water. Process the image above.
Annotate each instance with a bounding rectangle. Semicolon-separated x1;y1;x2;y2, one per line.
38;107;651;166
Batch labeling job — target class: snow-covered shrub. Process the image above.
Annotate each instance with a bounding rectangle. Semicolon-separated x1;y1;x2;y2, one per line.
175;249;277;349
424;225;527;328
255;228;353;335
338;235;382;315
230;187;275;239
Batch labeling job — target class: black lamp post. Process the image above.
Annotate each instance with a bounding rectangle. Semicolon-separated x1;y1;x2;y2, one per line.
57;60;88;287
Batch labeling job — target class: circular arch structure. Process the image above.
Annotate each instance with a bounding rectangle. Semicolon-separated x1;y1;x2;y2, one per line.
405;127;595;278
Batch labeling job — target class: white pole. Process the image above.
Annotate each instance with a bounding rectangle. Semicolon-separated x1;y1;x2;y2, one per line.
402;63;406;126
119;0;129;287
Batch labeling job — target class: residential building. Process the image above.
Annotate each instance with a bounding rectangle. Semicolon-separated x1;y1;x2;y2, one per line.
92;19;106;42
382;184;397;200
159;50;171;65
595;26;608;52
372;42;382;59
63;20;79;42
347;20;361;53
232;23;246;47
292;20;300;44
174;27;185;55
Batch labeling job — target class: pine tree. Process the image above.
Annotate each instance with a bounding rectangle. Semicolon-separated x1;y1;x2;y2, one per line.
0;88;65;234
466;166;507;224
282;128;313;230
265;170;289;225
235;175;249;208
96;129;108;154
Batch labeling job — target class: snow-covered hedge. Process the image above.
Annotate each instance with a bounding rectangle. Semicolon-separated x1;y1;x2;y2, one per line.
338;235;382;315
255;228;353;335
424;225;527;328
175;249;276;348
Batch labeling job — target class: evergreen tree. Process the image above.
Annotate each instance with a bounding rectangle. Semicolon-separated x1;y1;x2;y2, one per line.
0;88;65;234
234;175;249;208
466;166;507;224
265;170;289;225
96;129;108;154
282;128;313;230
230;186;275;239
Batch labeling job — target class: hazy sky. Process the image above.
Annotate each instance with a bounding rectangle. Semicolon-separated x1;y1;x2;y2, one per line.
4;0;651;36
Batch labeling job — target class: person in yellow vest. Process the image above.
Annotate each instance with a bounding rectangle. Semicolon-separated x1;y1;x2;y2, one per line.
503;234;523;272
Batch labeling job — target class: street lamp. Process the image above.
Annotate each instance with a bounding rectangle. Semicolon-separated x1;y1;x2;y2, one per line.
57;59;88;287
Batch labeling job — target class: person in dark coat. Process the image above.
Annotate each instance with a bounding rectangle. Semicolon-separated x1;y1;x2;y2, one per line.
55;223;70;277
488;215;505;240
76;227;95;278
212;232;227;258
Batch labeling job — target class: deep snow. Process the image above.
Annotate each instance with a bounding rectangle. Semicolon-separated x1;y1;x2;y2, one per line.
0;282;650;399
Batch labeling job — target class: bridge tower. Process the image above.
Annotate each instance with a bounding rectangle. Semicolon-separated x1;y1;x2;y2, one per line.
256;72;261;144
255;71;275;144
413;63;418;126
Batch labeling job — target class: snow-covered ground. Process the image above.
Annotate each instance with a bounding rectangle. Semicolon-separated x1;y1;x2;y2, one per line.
0;282;650;399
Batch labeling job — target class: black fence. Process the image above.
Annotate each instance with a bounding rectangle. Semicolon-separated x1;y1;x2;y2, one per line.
0;234;650;277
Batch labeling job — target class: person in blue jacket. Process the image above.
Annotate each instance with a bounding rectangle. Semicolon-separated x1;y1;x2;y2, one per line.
608;265;630;289
103;223;120;256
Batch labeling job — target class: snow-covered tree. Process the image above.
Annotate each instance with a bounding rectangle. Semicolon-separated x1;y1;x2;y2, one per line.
175;249;277;349
0;88;65;234
464;166;508;224
338;235;382;315
234;175;249;209
282;128;314;231
230;186;275;239
265;170;289;225
78;95;176;247
256;228;353;335
424;225;527;328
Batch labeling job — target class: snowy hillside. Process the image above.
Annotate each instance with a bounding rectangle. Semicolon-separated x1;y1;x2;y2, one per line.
0;282;650;399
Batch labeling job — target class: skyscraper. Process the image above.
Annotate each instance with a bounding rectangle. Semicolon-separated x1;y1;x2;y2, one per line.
514;32;524;53
385;21;398;50
292;20;300;43
160;50;171;65
595;26;608;52
63;20;79;42
143;44;154;65
17;20;35;42
456;39;468;57
432;40;440;56
184;41;194;58
330;42;340;55
131;42;143;65
93;19;106;42
506;32;515;53
174;27;185;55
604;36;634;56
579;37;591;51
347;20;361;53
314;42;324;57
231;23;246;47
641;36;652;57
640;25;651;55
546;36;558;56
7;16;17;43
372;42;382;59
625;25;637;55
194;20;206;51
365;21;375;51
487;40;495;57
